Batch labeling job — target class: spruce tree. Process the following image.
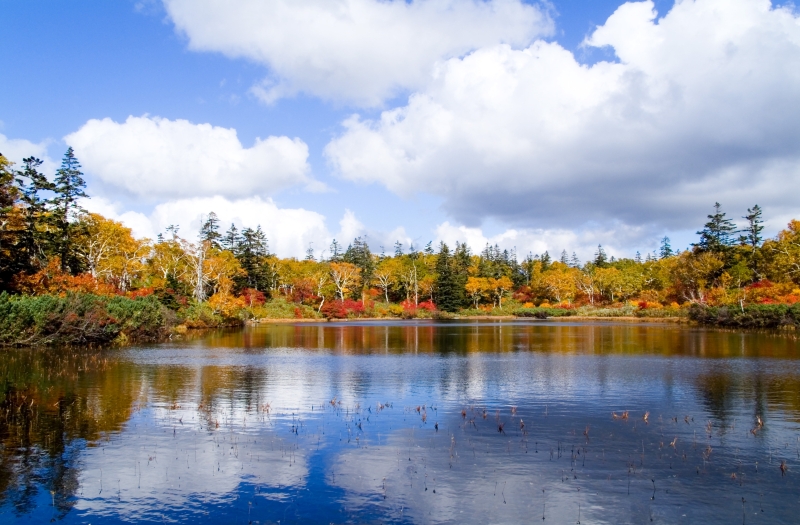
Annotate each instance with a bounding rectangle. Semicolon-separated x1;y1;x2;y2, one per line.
329;239;342;261
222;223;241;253
695;202;737;252
52;147;88;272
740;205;764;249
541;251;551;270
238;226;269;290
594;245;608;267
200;212;222;248
0;154;19;289
15;157;54;273
452;241;471;307
659;236;673;259
343;236;374;296
434;242;459;312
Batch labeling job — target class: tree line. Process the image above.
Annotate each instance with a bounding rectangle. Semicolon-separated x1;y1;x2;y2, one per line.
1;149;799;319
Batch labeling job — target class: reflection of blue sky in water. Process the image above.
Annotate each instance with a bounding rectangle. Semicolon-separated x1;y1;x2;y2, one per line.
2;322;800;523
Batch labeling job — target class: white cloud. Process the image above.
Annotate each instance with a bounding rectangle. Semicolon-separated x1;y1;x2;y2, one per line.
65;116;311;200
326;0;800;232
435;221;652;262
0;133;56;175
162;0;552;106
82;195;419;260
83;196;330;258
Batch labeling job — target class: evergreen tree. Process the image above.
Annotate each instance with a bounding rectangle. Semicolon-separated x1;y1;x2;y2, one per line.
521;254;535;285
0;154;19;289
659;236;673;259
343;236;374;296
424;241;434;256
222;223;241;252
560;250;569;265
570;252;580;268
740;204;764;249
329;239;342;261
594;245;608;267
695;202;737;252
541;251;551;270
452;241;471;306
238;226;269;290
434;242;459;312
305;246;315;261
200;212;222;248
51;147;88;272
635;251;642;264
165;224;180;239
14;157;54;273
394;241;404;257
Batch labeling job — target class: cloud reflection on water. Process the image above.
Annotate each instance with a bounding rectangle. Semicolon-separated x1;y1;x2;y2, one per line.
1;322;799;523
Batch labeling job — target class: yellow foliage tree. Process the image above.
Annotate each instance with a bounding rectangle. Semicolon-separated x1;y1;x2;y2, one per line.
330;261;360;300
465;276;489;308
77;213;149;291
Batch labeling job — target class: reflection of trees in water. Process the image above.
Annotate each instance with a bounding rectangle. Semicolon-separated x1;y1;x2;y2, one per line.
198;323;800;359
0;349;138;517
1;325;799;518
695;369;800;428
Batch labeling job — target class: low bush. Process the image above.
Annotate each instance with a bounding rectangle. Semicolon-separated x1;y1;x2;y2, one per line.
0;292;173;346
689;303;800;329
249;298;320;320
513;307;577;319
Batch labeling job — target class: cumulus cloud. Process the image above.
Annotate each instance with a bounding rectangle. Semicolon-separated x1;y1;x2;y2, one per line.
81;195;419;260
326;0;800;233
65;116;311;200
162;0;552;105
83;196;330;258
435;221;653;262
0;133;56;174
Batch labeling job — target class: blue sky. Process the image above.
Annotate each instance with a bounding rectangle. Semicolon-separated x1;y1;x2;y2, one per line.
2;0;799;259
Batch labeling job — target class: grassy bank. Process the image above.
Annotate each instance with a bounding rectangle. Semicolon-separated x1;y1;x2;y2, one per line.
0;292;174;346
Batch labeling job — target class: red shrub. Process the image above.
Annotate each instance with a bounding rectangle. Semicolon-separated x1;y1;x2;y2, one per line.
291;278;316;304
417;300;437;312
241;288;266;307
342;299;365;313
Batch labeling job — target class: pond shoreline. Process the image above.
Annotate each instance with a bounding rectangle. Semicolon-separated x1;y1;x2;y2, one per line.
253;315;689;324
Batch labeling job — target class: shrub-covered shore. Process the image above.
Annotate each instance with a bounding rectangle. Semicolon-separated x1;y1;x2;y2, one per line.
688;303;800;329
0;292;173;346
8;293;800;347
2;150;800;344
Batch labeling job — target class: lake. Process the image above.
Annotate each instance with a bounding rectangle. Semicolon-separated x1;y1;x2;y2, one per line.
1;320;798;524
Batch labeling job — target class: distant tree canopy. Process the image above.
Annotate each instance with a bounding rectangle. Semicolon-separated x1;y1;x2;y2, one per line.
0;149;798;314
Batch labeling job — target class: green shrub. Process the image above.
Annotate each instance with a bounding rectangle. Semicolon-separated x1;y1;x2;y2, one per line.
0;292;172;346
181;301;225;328
248;297;320;320
513;307;577;319
689;303;800;328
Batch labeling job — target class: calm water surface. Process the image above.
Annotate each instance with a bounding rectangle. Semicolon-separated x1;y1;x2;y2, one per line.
1;320;799;524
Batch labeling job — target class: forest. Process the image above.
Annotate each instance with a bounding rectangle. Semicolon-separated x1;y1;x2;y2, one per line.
1;149;800;344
